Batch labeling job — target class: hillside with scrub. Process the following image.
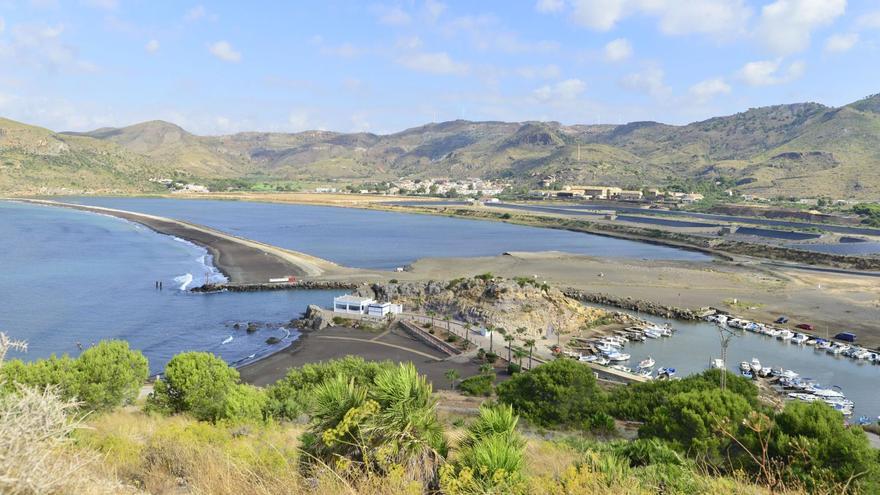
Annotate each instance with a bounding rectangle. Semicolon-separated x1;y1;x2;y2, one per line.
1;331;878;494
3;93;880;198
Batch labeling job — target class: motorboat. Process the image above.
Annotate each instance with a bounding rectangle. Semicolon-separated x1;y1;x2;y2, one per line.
594;356;610;366
816;340;832;350
740;361;751;372
643;329;662;339
777;329;795;341
579;355;598;363
805;339;817;346
657;367;676;377
638;369;653;379
812;388;846;399
609;364;633;373
790;333;809;345
606;352;631;362
764;328;781;338
742;370;753;379
711;358;725;369
788;393;818;402
750;358;762;373
638;357;655;369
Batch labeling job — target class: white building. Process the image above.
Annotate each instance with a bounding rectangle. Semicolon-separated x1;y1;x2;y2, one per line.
333;295;375;314
367;302;403;317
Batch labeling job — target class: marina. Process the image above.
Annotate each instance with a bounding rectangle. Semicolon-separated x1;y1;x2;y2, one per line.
572;304;880;420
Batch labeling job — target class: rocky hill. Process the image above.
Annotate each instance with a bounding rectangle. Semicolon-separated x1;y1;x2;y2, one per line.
355;277;629;338
3;93;880;197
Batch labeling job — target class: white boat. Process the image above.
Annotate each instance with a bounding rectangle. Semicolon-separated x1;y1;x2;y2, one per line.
643;329;662;339
579;355;597;363
657;367;676;377
606;352;631;362
812;388;846;399
853;349;871;360
740;361;751;371
764;328;781;338
711;358;725;369
750;358;762;373
788;392;818;402
594;356;610;366
791;333;809;345
777;329;794;341
638;369;653;379
610;364;633;373
816;340;832;350
805;339;817;346
638;357;655;369
221;336;233;345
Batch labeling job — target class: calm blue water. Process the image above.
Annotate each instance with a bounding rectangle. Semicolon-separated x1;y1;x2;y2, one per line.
61;197;710;269
0;201;343;374
598;306;880;420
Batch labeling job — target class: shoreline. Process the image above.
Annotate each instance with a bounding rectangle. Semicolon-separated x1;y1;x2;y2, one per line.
15;199;351;283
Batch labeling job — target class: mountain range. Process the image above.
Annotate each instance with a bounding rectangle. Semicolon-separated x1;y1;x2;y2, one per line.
2;93;880;198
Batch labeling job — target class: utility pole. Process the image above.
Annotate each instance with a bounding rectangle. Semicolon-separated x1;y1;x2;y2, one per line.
717;323;737;391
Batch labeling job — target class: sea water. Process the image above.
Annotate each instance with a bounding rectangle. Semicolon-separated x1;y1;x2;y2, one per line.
0;201;343;373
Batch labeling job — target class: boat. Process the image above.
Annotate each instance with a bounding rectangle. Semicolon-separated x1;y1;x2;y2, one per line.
777;329;794;341
711;358;725;369
657;367;676;377
637;368;653;379
579;355;598;363
643;329;662;339
221;336;233;345
609;364;633;373
606;352;631;362
638;357;655;369
594;356;610;366
805;339;817;346
750;358;762;373
764;328;781;338
740;361;751;372
816;340;832;350
790;333;809;345
742;370;753;379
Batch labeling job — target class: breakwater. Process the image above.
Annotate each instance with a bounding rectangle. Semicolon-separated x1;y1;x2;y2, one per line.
192;280;359;293
563;288;703;320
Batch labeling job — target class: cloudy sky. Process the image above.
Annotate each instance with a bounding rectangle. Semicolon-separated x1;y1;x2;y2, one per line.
0;0;878;135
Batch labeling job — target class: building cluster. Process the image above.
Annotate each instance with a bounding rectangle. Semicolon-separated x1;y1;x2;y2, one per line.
535;185;707;204
332;295;403;318
390;178;507;197
150;178;210;193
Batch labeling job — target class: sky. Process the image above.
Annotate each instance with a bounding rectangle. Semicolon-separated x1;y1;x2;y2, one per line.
0;0;879;135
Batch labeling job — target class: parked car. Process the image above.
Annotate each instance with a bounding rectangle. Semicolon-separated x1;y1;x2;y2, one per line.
835;332;857;343
795;323;814;331
775;316;789;324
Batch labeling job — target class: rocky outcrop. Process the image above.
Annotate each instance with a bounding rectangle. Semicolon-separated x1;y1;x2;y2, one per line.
563;289;700;320
357;278;626;337
296;304;331;331
192;280;358;293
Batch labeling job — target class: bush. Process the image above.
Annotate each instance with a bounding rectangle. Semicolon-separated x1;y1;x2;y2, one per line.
496;359;604;430
457;374;493;397
506;363;521;375
147;352;260;422
265;356;394;420
485;351;498;364
0;340;148;411
446;334;459;343
639;388;752;464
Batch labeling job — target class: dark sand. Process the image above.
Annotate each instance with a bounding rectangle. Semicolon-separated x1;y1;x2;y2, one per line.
30;200;310;283
239;325;486;388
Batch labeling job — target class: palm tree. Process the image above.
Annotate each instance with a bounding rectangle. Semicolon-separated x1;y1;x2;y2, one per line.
479;363;494;375
444;368;460;390
487;325;495;353
464;323;472;346
525;339;536;370
513;349;527;367
503;334;515;363
427;310;436;328
444;315;452;335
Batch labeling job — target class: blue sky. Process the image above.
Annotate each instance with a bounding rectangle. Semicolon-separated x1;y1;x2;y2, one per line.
0;0;879;135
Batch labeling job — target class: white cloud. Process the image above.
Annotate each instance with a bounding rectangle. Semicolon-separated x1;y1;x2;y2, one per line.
516;64;561;79
533;78;586;102
320;42;362;58
208;41;241;62
82;0;117;10
396;51;467;75
689;77;731;104
395;36;422;50
424;0;446;21
145;39;160;53
0;23;97;73
564;0;752;37
824;32;858;53
858;11;880;29
185;5;206;21
756;0;847;55
620;67;670;98
737;59;805;86
377;6;411;26
536;0;565;13
603;38;632;62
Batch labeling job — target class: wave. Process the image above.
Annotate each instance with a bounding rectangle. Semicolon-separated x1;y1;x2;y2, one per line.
174;273;194;291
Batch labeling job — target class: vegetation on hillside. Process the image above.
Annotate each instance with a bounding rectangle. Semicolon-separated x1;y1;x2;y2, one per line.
1;331;878;494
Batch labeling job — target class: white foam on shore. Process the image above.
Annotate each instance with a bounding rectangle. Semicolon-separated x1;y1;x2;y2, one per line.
174;273;194;291
170;236;228;286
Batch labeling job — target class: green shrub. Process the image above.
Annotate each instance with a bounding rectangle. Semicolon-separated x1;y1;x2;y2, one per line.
457;374;493;397
0;340;148;411
147;352;255;422
506;363;521;375
496;359;604;430
446;334;459;343
485;351;498;364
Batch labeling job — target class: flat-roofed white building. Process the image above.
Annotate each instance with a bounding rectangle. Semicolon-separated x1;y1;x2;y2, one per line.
333;295;375;314
367;302;403;317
